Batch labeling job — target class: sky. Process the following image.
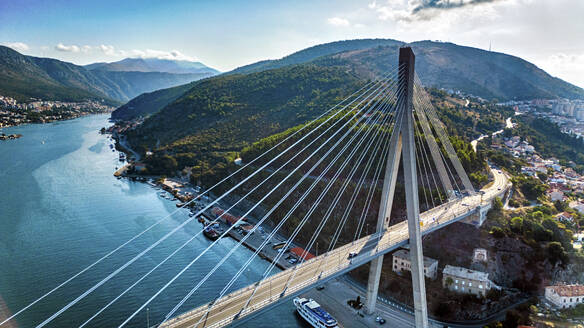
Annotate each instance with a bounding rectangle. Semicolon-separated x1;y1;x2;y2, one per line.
1;0;583;88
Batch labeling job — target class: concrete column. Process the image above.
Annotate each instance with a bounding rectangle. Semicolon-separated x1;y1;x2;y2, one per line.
400;47;429;328
365;83;404;315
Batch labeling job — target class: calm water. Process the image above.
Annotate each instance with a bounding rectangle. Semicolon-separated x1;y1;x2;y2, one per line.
0;115;304;327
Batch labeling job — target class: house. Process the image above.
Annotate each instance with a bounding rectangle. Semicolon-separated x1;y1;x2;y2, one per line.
442;265;492;297
211;207;245;226
570;202;584;214
545;285;584;308
392;249;438;280
547;189;565;202
555;212;574;223
290;247;315;261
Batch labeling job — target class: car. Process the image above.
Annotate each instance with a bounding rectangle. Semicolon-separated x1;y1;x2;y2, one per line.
497;187;501;190
316;286;325;291
288;258;298;264
348;252;358;259
375;316;386;324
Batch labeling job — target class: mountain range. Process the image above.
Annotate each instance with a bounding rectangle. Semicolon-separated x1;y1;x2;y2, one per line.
116;38;584;176
84;57;219;75
0;46;218;104
113;39;584;121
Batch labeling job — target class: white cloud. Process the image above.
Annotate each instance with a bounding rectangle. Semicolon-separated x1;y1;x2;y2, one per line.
99;44;116;55
327;17;350;27
3;42;29;52
128;49;197;61
55;43;80;52
538;53;584;88
94;44;196;61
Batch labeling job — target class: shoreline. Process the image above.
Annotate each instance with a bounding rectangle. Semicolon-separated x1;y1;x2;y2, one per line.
0;110;112;130
0;295;17;328
111;130;304;273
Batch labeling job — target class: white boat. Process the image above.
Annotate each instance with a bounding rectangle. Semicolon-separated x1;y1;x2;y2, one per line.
293;297;339;328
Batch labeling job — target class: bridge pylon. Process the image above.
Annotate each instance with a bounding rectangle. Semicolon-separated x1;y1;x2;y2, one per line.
364;47;429;328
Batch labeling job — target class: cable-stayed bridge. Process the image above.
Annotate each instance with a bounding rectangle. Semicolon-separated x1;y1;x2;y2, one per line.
0;47;510;328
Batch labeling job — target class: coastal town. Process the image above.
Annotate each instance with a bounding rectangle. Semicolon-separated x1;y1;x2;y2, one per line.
500;98;584;139
0;94;114;128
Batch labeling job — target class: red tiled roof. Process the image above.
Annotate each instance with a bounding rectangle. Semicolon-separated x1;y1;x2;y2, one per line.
549;285;584;297
290;247;315;261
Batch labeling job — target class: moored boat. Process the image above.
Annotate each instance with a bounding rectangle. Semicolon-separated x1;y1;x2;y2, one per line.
293;297;339;328
203;227;219;241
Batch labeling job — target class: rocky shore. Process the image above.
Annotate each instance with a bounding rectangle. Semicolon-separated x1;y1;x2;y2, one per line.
0;133;22;141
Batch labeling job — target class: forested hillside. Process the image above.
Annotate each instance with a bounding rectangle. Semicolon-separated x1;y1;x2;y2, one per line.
111;82;199;120
126;64;364;173
0;46;210;103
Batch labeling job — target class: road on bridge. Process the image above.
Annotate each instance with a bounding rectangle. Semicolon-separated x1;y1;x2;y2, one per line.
160;166;510;328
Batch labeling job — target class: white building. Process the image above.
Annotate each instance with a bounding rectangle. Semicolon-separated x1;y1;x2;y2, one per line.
442;265;492;297
548;189;565;202
392;249;438;280
570;202;584;214
545;285;584;309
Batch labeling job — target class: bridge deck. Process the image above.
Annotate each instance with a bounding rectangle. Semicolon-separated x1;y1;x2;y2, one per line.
160;169;509;328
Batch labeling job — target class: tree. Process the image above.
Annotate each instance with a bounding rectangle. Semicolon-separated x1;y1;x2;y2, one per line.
493;197;503;211
547;242;568;266
510;217;523;233
554;200;567;212
491;226;505;238
503;310;521;328
445;277;454;287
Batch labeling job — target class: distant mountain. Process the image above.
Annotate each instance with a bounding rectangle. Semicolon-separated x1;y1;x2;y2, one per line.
85;57;219;75
230;38;403;75
0;46;214;103
348;41;584;101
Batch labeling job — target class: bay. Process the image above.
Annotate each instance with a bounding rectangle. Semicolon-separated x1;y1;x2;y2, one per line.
0;114;305;327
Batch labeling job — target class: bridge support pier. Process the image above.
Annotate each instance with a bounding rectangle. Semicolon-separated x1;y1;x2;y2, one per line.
364;47;429;328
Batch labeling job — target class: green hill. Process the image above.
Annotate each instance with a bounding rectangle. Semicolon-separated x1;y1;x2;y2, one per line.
0;46;211;103
111;81;199;120
125;64;363;173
